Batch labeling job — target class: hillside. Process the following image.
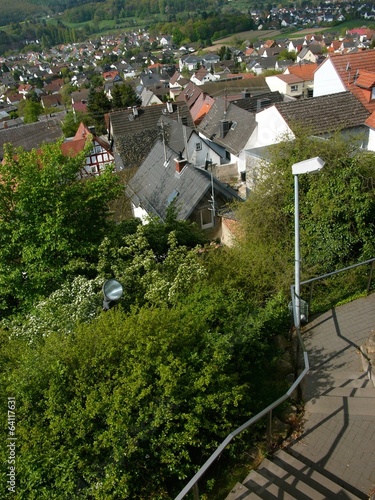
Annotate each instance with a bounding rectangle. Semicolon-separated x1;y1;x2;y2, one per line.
0;0;219;26
0;0;110;25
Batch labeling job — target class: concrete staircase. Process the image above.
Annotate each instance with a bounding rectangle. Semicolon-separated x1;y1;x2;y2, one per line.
225;448;366;499
225;365;373;500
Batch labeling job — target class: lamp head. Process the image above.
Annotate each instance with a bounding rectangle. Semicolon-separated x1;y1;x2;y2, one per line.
292;156;325;176
103;279;123;310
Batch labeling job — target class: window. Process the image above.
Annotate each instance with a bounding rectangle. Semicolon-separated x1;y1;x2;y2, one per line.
290;85;299;92
195;142;202;151
372;87;375;100
200;206;214;229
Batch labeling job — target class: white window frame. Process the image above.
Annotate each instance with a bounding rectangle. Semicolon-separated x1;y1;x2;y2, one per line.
200;207;214;229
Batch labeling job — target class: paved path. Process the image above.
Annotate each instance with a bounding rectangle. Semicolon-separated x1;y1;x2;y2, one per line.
290;293;375;498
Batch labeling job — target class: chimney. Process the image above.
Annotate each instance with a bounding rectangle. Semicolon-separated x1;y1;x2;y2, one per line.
220;119;230;138
132;106;138;117
166;100;173;113
256;98;270;112
241;88;251;98
175;152;187;173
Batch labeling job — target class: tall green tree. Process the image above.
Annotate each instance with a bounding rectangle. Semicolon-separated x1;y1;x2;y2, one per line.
87;87;111;133
232;133;375;299
0;141;122;316
20;99;43;123
111;82;142;110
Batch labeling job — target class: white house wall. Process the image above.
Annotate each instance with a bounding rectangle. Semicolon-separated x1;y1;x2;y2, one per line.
186;135;221;168
367;127;375;151
132;203;149;224
265;75;287;94
313;58;346;97
248;107;294;149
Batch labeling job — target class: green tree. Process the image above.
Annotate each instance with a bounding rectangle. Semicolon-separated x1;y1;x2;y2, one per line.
0;142;122;316
232;133;375;299
277;48;297;61
111;82;124;109
111;83;141;111
61;111;94;138
22;99;43;123
87;87;111;133
0;284;288;498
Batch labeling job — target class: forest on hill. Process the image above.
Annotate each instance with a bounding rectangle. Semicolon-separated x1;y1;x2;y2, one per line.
0;0;221;26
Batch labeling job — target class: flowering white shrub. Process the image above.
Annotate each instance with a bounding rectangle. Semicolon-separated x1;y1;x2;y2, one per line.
3;275;103;343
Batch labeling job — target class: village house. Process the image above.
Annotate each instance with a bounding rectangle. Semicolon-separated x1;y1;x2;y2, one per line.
126;140;243;240
61;122;115;177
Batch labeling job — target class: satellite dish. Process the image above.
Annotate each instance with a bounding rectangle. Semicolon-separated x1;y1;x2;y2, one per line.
102;279;123;310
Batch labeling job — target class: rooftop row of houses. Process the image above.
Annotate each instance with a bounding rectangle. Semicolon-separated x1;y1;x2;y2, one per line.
2;38;375;244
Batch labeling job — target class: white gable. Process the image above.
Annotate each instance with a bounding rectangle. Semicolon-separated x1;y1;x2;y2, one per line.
313;58;346;97
248;106;294;149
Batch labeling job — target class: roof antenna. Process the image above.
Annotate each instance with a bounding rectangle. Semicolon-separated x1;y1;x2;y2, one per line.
183;123;189;162
224;87;228;118
161;120;169;167
346;62;351;83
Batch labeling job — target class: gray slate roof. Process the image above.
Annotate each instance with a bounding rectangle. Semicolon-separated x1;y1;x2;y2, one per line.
109;101;193;138
232;91;283;112
127;140;241;221
157;116;194;154
0;117;64;160
275;91;370;135
197;97;257;156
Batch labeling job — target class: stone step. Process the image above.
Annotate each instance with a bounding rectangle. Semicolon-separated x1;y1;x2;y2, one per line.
225;482;261;499
308;370;371;385
256;458;327;499
323;386;374;397
235;450;364;499
242;469;297;499
272;449;363;499
305;395;375;415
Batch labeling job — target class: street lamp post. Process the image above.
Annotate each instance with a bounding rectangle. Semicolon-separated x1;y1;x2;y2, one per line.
292;157;325;329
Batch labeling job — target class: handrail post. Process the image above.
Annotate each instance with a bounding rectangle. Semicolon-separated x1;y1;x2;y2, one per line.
309;282;314;310
367;261;374;295
192;483;199;500
267;409;272;449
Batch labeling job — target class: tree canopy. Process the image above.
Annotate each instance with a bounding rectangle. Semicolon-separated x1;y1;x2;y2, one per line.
0;141;122;315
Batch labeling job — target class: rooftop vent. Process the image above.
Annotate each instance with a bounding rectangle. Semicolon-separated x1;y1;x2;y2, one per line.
220;119;230;138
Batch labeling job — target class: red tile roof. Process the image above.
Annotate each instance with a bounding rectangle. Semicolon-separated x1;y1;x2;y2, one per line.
286;63;317;80
61;138;87;157
329;51;375;113
330;51;375;86
190;93;215;125
277;74;304;84
355;70;375;89
365;111;375;128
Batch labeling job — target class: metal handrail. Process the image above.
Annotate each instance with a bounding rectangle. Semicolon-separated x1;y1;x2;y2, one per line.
293;257;375;295
175;258;374;500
